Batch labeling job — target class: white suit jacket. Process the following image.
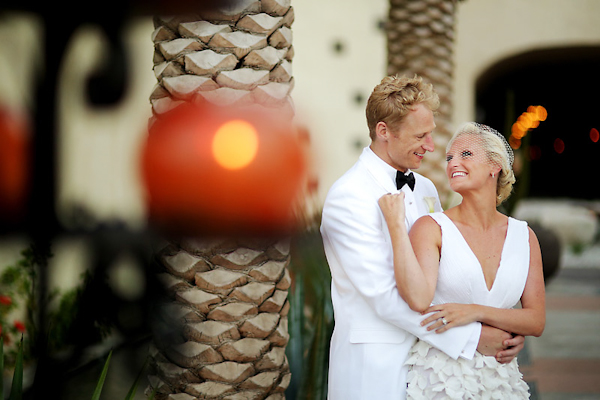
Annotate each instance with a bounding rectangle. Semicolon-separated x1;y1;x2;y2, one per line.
321;147;481;399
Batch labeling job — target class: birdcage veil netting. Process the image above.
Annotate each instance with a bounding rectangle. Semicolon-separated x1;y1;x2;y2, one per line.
446;122;516;205
446;122;514;170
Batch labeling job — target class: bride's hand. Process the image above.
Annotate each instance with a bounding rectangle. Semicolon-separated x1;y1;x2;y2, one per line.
420;303;481;333
378;192;406;227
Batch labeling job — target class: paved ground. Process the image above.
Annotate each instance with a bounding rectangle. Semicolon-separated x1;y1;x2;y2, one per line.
522;246;600;400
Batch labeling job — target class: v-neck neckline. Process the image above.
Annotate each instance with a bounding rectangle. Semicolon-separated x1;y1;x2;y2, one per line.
439;212;511;292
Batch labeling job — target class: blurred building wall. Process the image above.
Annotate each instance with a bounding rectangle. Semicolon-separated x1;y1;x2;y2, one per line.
0;0;599;227
453;0;600;131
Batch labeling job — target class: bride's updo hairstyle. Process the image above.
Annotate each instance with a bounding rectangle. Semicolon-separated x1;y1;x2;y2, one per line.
447;122;516;206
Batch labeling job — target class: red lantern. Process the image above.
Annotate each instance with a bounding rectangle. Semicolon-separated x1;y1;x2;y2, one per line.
141;103;307;236
0;105;30;224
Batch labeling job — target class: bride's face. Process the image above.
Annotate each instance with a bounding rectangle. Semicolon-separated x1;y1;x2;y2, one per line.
445;134;496;193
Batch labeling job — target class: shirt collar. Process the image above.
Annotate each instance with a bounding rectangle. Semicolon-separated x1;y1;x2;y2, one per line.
363;146;412;188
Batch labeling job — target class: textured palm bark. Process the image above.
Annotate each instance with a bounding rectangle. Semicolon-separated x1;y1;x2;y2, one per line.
149;237;292;400
387;0;458;205
147;1;295;399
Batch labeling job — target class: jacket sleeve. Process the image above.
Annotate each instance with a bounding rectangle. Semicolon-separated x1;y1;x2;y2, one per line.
321;184;480;359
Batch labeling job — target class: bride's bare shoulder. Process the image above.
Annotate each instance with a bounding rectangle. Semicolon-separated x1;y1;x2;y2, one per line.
412;214;442;234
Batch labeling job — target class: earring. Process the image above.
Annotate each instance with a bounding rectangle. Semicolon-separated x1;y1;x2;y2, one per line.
491;173;495;178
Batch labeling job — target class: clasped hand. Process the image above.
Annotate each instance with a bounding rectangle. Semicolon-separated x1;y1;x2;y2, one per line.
421;303;525;364
378;192;406;226
420;303;479;333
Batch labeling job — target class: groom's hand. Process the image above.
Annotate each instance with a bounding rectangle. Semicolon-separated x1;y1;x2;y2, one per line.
496;334;525;364
477;325;524;364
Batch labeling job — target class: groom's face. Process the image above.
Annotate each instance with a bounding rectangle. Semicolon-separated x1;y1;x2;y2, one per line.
385;103;436;172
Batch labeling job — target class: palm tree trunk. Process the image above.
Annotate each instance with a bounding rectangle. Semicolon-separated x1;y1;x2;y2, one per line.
147;2;295;399
387;0;458;205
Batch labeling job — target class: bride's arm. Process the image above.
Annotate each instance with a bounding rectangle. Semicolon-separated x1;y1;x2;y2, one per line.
378;193;440;312
422;227;546;337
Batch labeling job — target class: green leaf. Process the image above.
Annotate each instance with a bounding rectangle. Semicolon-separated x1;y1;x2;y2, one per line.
146;386;157;400
289;230;334;400
0;336;4;399
91;350;112;400
285;271;306;400
124;358;148;400
8;336;24;400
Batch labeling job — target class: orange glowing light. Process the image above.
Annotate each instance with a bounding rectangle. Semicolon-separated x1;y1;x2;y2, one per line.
511;125;526;139
141;103;307;236
509;135;521;149
515;120;529;132
212;120;259;170
509;106;547;150
591;128;599;143
554;138;565;154
535;106;547;121
520;112;534;126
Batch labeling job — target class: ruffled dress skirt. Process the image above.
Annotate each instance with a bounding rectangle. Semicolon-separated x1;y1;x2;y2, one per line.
405;340;530;399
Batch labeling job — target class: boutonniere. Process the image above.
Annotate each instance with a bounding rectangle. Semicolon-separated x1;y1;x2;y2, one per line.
423;197;436;213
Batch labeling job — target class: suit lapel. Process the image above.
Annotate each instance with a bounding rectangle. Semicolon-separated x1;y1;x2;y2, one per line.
358;147;427;230
403;186;420;229
359;147;399;194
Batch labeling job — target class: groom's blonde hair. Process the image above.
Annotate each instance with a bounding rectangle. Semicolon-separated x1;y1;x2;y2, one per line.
366;74;439;140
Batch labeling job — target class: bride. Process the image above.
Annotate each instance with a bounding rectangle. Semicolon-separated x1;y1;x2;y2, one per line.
379;122;545;399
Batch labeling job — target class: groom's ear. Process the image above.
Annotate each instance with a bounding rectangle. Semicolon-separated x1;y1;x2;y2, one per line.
375;121;389;141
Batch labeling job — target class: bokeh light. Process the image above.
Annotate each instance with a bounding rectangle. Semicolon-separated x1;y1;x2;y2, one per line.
212;120;259;170
554;138;565;154
509;135;521;149
535;105;548;121
590;128;599;143
509;105;547;149
529;145;542;161
141;103;308;236
0;105;30;223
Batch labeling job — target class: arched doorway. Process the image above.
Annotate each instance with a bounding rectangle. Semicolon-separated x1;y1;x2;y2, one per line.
476;46;600;202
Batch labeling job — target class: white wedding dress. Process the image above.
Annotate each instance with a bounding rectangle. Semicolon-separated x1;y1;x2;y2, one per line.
405;212;531;399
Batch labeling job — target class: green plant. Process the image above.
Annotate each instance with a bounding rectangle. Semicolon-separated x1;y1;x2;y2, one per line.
91;351;112;400
1;242;115;371
1;341;151;400
570;242;586;255
92;351;152;400
0;246;40;367
8;337;23;400
0;335;24;400
45;269;113;355
286;228;334;400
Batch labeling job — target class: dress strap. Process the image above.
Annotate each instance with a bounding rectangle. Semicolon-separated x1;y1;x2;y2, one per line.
426;212;447;227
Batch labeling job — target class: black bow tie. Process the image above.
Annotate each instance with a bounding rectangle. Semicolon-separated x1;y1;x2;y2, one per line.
396;171;415;191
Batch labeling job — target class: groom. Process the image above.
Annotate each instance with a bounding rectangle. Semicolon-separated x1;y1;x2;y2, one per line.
320;75;525;399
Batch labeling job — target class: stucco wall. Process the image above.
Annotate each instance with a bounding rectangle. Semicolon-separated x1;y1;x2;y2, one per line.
292;0;388;205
